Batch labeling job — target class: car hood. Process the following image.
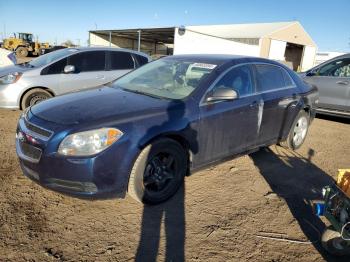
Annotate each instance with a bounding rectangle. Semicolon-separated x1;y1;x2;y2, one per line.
0;64;32;77
30;86;173;125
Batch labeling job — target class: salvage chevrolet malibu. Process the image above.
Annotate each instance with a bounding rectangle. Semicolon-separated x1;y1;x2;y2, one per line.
16;55;318;204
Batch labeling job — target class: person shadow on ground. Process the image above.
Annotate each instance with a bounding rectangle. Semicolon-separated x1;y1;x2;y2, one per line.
135;184;185;261
250;146;349;261
135;100;198;262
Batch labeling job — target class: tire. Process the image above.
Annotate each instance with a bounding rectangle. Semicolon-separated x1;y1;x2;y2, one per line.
128;138;187;205
16;47;28;57
280;110;309;150
321;226;350;256
21;88;52;109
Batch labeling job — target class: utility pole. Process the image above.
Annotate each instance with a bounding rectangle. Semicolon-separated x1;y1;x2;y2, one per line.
3;23;6;39
109;31;112;47
137;30;141;52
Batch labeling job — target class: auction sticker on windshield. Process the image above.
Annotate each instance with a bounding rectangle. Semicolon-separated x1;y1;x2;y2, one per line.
192;63;217;70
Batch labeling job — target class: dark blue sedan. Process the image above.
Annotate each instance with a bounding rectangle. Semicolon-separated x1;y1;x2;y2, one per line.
16;55;318;204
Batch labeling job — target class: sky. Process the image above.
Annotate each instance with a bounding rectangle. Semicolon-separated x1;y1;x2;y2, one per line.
0;0;349;52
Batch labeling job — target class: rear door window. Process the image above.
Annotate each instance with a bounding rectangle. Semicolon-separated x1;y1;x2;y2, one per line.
108;51;135;70
68;51;106;72
255;64;294;92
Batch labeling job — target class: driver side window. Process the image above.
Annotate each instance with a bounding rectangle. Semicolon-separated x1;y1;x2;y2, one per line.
41;58;68;75
318;59;350;77
213;65;254;97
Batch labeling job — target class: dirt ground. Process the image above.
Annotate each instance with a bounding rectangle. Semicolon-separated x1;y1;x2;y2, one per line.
0;109;349;262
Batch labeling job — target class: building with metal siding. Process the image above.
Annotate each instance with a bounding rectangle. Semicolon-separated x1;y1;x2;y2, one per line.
89;21;317;71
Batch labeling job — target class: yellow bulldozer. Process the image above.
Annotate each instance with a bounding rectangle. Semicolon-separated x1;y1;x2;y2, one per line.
1;33;50;57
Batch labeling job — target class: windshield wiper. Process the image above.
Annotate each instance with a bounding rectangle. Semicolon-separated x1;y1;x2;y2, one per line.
120;88;167;100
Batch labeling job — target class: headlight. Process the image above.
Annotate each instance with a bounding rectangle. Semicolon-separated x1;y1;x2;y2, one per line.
58;128;123;156
0;72;22;84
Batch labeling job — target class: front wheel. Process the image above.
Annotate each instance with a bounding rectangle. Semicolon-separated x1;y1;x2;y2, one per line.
16;47;28;57
280;110;309;150
21;88;53;109
128;138;187;205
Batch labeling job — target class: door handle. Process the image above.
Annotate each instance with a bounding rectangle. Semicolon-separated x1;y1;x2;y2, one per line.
96;75;105;79
336;81;349;85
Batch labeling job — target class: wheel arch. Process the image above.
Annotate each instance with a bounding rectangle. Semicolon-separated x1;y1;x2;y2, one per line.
19;86;55;110
279;99;310;142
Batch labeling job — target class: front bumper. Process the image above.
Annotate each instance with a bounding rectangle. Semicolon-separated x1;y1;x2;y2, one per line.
0;82;24;109
16;111;138;199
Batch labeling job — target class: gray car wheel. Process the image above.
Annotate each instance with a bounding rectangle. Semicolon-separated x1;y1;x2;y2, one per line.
280;110;310;150
21;88;52;109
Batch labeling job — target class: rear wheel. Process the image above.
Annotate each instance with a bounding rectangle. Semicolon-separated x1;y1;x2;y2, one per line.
280;110;309;150
128;138;187;205
321;226;350;256
21;88;52;109
16;47;28;57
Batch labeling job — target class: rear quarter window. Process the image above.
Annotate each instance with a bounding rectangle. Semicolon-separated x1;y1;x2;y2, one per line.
134;54;149;67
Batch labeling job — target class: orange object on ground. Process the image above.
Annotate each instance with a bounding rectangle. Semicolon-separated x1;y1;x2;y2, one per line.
337;169;350;197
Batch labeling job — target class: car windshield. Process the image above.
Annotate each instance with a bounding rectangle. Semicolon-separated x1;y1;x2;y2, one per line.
113;59;217;99
28;48;78;68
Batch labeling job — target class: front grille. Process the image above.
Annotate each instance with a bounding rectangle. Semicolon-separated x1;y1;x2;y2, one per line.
24;119;52;138
19;141;42;162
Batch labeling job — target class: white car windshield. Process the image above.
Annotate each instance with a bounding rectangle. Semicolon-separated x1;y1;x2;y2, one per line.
113;59;217;99
28;48;78;68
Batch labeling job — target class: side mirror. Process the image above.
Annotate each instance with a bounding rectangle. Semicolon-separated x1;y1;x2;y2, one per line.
64;65;75;74
206;88;238;102
306;69;318;77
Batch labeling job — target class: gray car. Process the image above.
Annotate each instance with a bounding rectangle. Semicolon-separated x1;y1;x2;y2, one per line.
301;53;350;117
0;47;150;109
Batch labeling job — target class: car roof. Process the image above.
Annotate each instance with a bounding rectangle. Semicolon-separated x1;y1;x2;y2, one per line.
67;46;150;59
162;54;285;67
163;54;245;64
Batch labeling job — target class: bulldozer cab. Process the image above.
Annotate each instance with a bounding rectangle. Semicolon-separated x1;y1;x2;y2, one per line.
16;33;34;43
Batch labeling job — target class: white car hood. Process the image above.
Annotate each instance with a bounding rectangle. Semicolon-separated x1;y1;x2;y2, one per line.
0;64;33;77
